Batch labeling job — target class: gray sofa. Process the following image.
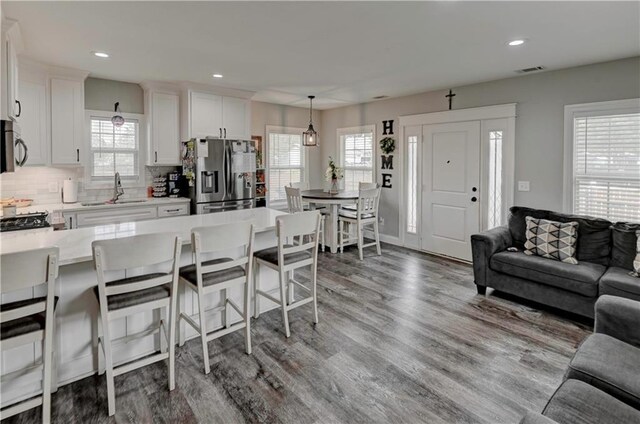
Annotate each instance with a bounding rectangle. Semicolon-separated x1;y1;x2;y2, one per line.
471;206;640;318
520;296;640;424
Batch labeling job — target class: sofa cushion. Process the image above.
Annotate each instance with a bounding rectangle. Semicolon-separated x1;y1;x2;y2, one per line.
599;267;640;301
610;223;640;270
508;206;552;248
524;217;578;264
543;379;640;424
566;333;640;409
490;251;604;297
548;212;612;266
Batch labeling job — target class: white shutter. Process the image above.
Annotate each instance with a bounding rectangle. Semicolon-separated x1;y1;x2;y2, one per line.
267;131;304;204
573;112;640;222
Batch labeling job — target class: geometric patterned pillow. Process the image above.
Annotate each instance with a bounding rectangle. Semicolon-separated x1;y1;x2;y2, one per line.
524;216;579;264
633;231;640;276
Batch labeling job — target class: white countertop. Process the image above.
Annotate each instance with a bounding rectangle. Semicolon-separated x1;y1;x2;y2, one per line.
0;208;286;266
5;197;190;215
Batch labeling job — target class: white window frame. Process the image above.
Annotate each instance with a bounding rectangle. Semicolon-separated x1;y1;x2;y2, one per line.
562;98;640;216
84;110;146;189
265;125;308;208
336;125;376;191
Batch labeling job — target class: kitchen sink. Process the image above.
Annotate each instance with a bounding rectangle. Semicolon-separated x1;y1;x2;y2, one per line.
81;200;148;207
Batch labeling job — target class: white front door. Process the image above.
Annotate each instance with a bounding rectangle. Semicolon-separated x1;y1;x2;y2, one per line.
421;121;481;261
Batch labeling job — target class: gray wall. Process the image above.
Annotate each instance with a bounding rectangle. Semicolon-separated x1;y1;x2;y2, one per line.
320;57;640;239
84;77;144;113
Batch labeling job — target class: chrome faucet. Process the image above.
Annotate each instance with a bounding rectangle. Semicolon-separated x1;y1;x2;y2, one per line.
111;172;124;203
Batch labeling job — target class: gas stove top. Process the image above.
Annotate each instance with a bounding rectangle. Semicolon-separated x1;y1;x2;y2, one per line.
0;212;50;232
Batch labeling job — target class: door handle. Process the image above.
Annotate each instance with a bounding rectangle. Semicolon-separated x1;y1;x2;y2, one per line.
16;139;28;166
76;148;80;162
219;128;222;138
471;196;478;202
15;100;21;117
224;128;227;139
155;151;158;163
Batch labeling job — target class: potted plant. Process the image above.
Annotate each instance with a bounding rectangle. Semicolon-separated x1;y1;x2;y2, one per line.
325;156;344;194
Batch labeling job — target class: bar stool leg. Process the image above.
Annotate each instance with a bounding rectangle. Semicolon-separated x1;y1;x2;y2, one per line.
312;265;319;325
243;275;252;355
288;271;294;305
169;289;178;391
100;309;116;416
357;222;364;261
321;217;326;252
253;260;260;319
278;269;291;338
197;289;211;374
42;325;53;423
222;289;230;329
339;220;344;253
178;282;186;347
374;220;382;256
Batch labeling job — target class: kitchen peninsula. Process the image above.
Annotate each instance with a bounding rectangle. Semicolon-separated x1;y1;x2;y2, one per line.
0;208;286;405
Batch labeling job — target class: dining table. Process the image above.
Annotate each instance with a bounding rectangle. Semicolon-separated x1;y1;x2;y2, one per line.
301;189;359;253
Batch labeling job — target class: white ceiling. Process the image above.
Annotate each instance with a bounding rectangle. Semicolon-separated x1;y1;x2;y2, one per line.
4;1;639;109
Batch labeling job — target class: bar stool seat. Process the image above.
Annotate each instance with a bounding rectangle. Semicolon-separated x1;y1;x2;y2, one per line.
1;298;59;340
93;273;171;310
254;245;312;266
179;258;246;287
338;210;375;220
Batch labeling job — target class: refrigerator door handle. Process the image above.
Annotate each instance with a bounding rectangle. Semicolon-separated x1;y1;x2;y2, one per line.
221;140;228;201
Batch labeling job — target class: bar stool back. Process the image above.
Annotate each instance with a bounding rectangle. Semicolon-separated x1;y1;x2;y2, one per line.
286;186;326;252
92;233;182;416
178;222;254;374
342;182;379;211
253;210;321;337
339;187;382;260
1;247;58;423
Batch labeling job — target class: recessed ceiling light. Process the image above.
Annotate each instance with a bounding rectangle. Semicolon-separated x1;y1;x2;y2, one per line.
93;51;110;58
212;74;223;78
508;39;526;46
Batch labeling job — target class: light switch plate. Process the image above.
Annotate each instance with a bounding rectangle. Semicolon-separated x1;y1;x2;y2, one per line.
518;181;530;192
48;182;59;193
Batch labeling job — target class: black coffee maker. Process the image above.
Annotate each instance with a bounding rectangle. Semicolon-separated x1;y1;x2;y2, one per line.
167;171;188;198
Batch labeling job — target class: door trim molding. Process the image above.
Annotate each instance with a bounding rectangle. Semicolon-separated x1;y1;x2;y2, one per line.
398;103;517;250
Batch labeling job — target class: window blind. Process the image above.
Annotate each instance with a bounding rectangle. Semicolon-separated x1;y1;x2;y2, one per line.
341;131;373;191
90;117;139;179
268;132;304;203
573;112;640;222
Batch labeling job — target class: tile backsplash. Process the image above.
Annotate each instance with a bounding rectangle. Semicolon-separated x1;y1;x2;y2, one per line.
0;166;178;205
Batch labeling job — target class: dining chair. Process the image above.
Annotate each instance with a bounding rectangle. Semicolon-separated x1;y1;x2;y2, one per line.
253;211;321;338
338;187;382;260
285;186;325;252
289;181;309;190
92;233;182;416
0;247;59;424
178;222;254;374
342;182;379;211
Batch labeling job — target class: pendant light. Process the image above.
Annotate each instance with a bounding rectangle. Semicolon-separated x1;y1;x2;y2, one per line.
302;95;318;147
111;102;125;127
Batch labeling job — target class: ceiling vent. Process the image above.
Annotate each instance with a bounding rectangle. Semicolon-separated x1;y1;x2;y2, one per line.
372;95;389;100
516;66;545;74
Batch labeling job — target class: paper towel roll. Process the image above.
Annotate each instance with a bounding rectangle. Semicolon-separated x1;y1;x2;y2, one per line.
63;179;78;204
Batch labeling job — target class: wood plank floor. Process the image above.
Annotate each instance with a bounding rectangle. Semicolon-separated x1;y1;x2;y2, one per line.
5;243;591;424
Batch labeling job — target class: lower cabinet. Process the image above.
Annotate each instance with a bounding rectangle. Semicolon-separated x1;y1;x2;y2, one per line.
62;202;189;229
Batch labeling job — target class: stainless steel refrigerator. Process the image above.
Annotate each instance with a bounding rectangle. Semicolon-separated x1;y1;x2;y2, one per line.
188;138;257;214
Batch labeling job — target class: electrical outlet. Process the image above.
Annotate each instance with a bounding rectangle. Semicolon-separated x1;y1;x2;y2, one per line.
517;181;530;192
48;182;59;193
379;217;384;225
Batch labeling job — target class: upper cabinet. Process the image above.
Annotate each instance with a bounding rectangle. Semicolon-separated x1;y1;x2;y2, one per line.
188;90;250;140
2;19;22;121
222;96;250;140
17;78;47;165
146;88;180;165
190;91;223;139
50;77;85;165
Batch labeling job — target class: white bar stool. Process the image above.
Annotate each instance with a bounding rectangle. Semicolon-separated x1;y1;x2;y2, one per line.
92;233;182;416
178;222;255;375
339;187;382;260
285;185;326;252
0;247;58;424
253;210;321;338
342;182;379;212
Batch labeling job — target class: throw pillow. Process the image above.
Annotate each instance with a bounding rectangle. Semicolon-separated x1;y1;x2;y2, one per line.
633;231;640;276
524;216;579;264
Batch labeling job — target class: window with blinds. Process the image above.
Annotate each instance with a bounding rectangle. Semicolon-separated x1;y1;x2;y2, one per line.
90;117;139;180
573;112;640;222
340;128;374;192
267;131;304;204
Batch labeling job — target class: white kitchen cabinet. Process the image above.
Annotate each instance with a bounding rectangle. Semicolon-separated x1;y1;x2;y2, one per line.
190;91;223;139
222;96;250;139
188;91;250;140
148;91;180;165
76;207;158;228
16;79;47;165
157;203;189;217
2;20;21;121
51;78;84;165
62;212;77;229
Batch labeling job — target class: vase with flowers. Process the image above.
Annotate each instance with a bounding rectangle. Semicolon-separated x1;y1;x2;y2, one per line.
325;156;344;194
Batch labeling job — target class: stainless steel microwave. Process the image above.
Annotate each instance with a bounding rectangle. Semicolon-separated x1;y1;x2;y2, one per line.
1;120;27;173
